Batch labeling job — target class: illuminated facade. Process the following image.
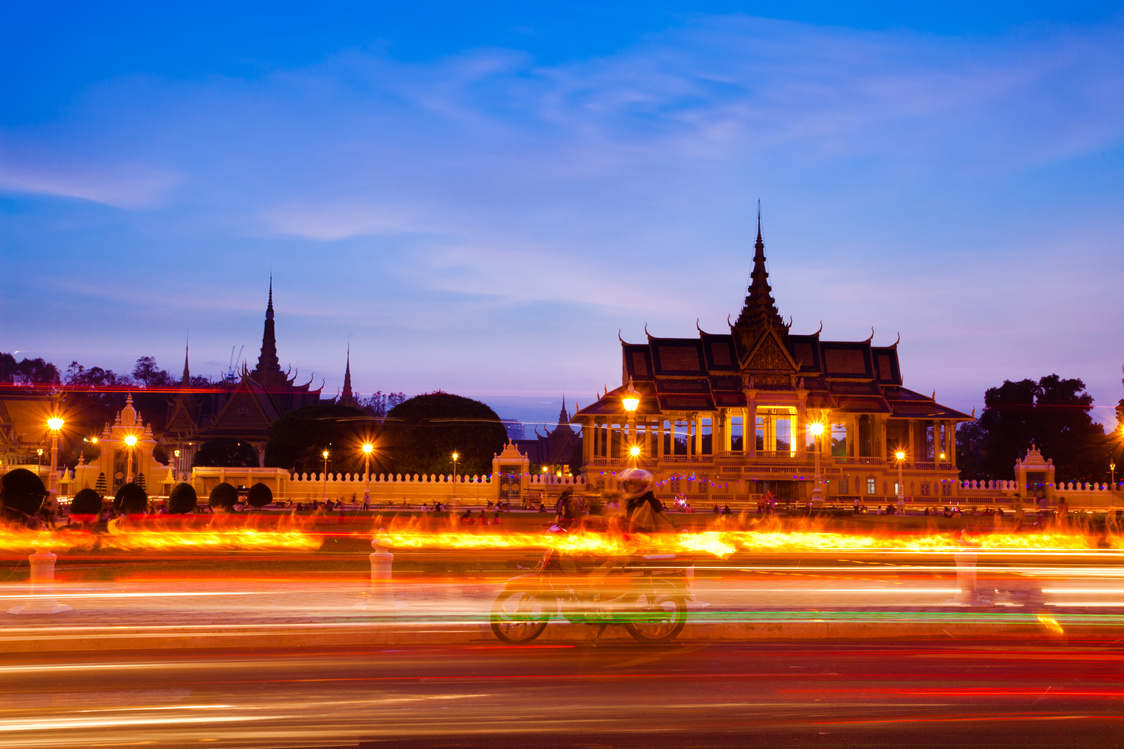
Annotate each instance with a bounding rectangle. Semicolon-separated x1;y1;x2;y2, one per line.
572;219;971;506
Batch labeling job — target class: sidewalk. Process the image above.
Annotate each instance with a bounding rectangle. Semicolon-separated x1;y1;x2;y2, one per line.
1;573;1120;653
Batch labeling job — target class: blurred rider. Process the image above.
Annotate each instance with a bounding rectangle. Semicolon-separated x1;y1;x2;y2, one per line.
616;467;673;533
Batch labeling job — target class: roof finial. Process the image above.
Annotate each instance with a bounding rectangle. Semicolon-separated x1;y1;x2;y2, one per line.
182;336;190;385
267;275;274;321
756;199;762;243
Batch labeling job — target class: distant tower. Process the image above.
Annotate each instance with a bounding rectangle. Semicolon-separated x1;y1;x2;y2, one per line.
181;340;190;386
251;276;286;388
339;347;356;408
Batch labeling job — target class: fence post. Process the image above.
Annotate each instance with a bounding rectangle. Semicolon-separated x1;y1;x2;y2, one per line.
9;549;72;615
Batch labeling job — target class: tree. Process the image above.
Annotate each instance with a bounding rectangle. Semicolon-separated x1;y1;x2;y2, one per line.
168;483;198;514
264;403;371;473
113;483;148;515
209;482;238;511
957;375;1107;483
131;356;175;389
193;438;259;467
247;482;273;508
381;391;507;478
0;353;61;392
359;391;407;418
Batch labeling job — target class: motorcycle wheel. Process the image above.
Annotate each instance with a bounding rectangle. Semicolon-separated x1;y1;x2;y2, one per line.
490;590;550;644
624;587;686;645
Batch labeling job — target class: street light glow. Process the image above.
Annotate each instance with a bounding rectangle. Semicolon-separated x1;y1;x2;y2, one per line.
362;443;374;455
629;445;641;457
621;378;640;413
895;450;905;461
810;422;824;437
47;417;64;431
124;434;138;447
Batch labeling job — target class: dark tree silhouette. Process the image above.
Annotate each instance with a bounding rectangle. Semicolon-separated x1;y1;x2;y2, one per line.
957;374;1107;482
264;403;371;473
168;483;198;514
381;392;507;478
193;438;258;467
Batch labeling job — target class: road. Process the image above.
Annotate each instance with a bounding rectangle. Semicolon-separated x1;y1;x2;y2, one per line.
3;639;1122;748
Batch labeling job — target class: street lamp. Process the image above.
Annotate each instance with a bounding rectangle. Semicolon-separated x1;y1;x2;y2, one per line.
362;443;374;505
1111;462;1116;511
621;378;640;462
46;416;64;497
321;450;330;501
124;434;138;483
451;452;459;504
174;449;181;482
895;450;906;501
810;421;824;506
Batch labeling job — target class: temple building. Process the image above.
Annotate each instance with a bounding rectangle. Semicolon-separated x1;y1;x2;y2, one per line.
165;279;323;466
572;216;971;506
515;397;580;477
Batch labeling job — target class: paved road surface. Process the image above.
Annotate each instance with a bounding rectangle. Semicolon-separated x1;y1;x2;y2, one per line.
3;639;1122;748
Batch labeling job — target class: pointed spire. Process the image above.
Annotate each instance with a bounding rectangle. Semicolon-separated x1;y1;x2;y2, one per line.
252;278;283;385
181;338;190;386
339;345;356;407
557;394;569;426
734;201;785;334
266;275;274;321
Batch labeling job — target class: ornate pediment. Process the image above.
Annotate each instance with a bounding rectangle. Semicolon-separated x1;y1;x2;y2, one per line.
740;328;797;373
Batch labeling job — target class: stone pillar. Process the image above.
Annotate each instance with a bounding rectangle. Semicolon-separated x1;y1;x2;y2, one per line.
880;417;888;460
657;420;665;459
747;399;757;459
908;421;915;462
582;419;593;465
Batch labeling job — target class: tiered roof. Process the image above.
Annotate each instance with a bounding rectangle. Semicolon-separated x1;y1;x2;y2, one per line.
575;217;969;423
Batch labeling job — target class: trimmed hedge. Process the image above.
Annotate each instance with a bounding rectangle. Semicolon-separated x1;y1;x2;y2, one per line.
246;482;273;508
70;488;103;516
1;468;49;517
208;482;238;511
168;483;198;514
113;482;149;515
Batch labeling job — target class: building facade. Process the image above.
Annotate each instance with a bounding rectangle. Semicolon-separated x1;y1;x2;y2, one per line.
572;219;971;507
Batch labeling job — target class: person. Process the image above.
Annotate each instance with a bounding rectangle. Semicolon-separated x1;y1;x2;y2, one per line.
722;505;731;515
460;508;474;525
493;510;501;524
554;488;581;530
617;468;674;533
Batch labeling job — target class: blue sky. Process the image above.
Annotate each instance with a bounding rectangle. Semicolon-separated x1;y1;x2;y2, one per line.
3;2;1123;432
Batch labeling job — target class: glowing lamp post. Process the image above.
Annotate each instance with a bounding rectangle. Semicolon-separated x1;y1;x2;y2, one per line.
895;450;906;501
321;450;330;500
47;416;64;496
810;421;824;506
621;378;640;462
362;442;374;504
124;434;138;483
173;449;180;482
1111;462;1116;510
451;452;459;504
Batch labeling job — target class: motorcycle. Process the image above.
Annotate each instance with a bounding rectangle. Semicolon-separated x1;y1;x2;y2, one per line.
489;544;691;645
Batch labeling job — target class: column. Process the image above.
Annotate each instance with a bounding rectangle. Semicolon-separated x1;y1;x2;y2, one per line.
694;415;703;456
657;420;665;460
908;421;915;462
747;400;757;459
795;407;806;460
582;419;593;465
949;421;958;466
880;417;888;460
